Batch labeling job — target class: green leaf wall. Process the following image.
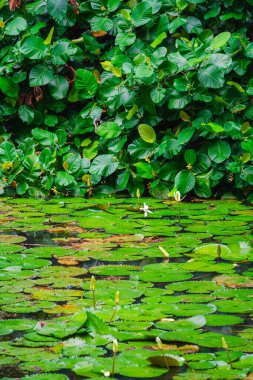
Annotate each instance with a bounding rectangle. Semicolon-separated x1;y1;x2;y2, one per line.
0;0;253;198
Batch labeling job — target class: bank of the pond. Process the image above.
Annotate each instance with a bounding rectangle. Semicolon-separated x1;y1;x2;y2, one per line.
0;198;253;380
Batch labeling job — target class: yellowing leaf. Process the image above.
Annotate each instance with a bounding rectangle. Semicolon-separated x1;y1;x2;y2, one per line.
93;70;101;83
92;30;107;37
0;20;4;28
126;104;138;120
63;161;69;170
101;61;121;77
44;26;54;45
112;67;122;77
150;32;167;48
121;9;131;19
179;111;190;122
138;124;156;143
227;81;245;93
101;61;114;71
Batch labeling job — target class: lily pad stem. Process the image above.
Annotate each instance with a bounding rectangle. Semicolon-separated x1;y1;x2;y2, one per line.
109;305;117;323
92;288;96;309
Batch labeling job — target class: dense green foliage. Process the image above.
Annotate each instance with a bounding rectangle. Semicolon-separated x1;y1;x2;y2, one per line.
0;0;253;197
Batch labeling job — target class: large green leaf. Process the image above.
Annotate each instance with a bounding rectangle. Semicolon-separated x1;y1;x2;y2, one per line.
56;171;76;186
197;65;225;88
48;75;69;100
20;36;48;60
90;16;113;32
131;2;152;27
210;32;231;50
5;17;27;36
208;141;231;163
18;105;35;123
0;141;17;163
90;154;119;176
29;65;54;87
134;162;154;178
75;69;98;100
175;170;196;194
46;0;68;23
0;77;19;97
32;128;57;145
96;122;121;139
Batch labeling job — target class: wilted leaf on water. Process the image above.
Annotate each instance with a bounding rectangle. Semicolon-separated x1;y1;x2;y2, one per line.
214;274;253;288
148;354;185;367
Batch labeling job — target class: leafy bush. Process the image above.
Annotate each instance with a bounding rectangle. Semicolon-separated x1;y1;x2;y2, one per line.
0;0;253;197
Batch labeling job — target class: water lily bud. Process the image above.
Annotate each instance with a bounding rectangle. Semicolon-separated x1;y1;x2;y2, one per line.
174;191;181;202
113;338;118;354
101;370;111;377
136;188;140;198
222;336;228;350
115;291;120;305
156;336;163;349
158;246;169;258
90;276;95;291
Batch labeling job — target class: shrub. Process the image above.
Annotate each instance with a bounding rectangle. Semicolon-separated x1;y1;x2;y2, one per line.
0;0;253;198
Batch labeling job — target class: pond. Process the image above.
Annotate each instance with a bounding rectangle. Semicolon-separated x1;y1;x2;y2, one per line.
0;197;253;380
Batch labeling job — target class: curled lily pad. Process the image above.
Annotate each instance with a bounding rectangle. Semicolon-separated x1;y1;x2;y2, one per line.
34;311;87;338
155;315;206;331
148;354;185;367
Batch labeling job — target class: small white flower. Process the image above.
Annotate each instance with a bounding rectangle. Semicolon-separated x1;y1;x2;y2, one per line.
140;202;152;217
174;191;181;202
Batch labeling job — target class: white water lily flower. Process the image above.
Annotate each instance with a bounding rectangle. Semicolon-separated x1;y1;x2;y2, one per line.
140;202;152;217
239;241;251;250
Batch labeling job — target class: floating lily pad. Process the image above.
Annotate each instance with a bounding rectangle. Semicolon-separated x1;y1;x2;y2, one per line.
24;246;76;258
89;264;140;276
0;234;26;244
0;244;24;253
155;315;206;331
138;263;193;283
205;314;244;326
34;311;87;338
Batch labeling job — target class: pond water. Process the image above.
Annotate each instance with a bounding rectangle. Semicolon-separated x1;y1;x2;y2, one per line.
0;197;253;380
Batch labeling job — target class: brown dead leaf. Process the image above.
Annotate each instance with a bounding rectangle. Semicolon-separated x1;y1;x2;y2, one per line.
9;0;21;11
92;30;107;37
57;257;79;266
214;274;253;288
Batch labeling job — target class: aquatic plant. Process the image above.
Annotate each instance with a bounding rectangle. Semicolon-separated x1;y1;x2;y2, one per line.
140;203;152;218
90;275;96;309
174;191;181;223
